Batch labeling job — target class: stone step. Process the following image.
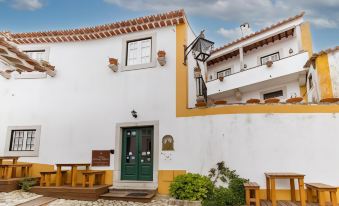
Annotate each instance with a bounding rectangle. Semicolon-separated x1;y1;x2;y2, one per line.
100;189;156;203
17;196;57;206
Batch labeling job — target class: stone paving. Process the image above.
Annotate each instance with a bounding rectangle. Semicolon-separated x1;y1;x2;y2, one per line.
0;191;42;206
48;198;171;206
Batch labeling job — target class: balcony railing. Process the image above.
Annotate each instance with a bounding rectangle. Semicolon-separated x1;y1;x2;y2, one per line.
206;51;309;97
196;76;207;103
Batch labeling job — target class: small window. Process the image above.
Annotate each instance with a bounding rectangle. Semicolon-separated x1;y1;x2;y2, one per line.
24;50;46;62
126;38;152;66
9;130;36;151
217;68;231;78
263;90;283;100
308;75;313;89
5;126;41;157
260;52;280;65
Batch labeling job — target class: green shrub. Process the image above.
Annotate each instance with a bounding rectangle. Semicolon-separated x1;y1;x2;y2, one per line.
19;178;37;191
203;187;235;206
169;173;214;201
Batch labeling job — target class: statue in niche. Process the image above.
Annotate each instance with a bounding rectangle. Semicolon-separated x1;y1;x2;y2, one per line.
162;135;174;151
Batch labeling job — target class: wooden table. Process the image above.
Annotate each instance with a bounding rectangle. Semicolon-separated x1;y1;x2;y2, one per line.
265;172;306;206
55;163;90;187
0;156;19;177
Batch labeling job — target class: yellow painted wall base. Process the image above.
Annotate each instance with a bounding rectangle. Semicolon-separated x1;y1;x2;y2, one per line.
158;170;186;195
260;189;339;202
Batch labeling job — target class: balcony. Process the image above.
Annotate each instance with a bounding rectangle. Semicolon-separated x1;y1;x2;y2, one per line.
206;52;309;98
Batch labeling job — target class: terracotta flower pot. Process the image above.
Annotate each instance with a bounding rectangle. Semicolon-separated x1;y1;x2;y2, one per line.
218;76;224;82
246;99;260;104
195;102;207;107
264;98;280;104
214;100;227;105
109;58;118;65
157;50;166;57
286;97;303;104
266;60;273;68
320;98;339;103
194;67;202;78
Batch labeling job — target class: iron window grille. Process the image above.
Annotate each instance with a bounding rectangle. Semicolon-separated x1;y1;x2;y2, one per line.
9;129;36;151
126;38;152;66
196;76;207;103
217;68;232;78
263;90;283;100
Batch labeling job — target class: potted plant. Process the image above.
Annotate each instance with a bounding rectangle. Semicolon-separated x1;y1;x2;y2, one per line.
108;58;118;72
286;97;303;104
266;60;273;68
214;100;227;105
157;50;166;66
218;76;224;82
320;97;339;103
264;98;280;104
246;98;260;104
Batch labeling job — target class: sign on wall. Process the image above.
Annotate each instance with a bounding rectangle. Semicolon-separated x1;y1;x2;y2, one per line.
92;150;110;166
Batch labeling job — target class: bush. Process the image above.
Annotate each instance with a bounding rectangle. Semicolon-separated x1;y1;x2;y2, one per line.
19;178;37;191
169;173;214;201
203;161;248;206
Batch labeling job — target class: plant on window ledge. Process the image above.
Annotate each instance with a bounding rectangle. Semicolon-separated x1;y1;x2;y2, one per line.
266;60;273;68
218;76;224;82
157;50;166;66
108;58;118;72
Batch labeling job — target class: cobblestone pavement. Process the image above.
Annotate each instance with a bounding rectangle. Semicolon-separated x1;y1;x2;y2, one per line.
0;190;42;206
48;198;170;206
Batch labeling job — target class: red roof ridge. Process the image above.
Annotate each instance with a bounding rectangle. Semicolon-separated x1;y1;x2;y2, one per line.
212;12;305;54
6;9;186;44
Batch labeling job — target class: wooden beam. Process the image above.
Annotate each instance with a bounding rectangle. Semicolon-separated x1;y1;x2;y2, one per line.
0;70;11;79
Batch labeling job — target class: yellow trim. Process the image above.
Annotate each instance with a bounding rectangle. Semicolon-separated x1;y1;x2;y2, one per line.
158;170;186;195
300;22;313;57
175;24;339;117
316;53;333;99
299;85;308;103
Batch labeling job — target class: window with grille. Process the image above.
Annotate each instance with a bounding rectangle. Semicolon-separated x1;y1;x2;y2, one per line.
308;75;314;89
5;126;41;157
263;90;284;100
9;130;36;151
126;38;152;66
217;68;231;78
24;50;46;62
260;52;280;65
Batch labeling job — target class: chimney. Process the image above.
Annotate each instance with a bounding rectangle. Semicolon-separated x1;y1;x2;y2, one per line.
240;23;251;37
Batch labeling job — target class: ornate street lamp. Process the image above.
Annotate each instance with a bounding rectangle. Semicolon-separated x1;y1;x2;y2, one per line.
184;31;214;65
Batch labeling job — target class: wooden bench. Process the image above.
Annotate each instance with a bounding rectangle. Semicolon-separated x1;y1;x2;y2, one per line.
0;164;32;179
244;182;260;206
82;171;105;187
306;183;337;206
40;171;68;186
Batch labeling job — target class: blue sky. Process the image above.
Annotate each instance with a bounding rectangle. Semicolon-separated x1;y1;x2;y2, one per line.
0;0;338;51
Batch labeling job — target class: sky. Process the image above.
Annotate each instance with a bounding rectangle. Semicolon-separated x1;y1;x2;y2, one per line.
0;0;338;52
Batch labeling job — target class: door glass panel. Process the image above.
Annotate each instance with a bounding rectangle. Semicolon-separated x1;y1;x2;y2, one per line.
125;130;137;163
140;128;152;163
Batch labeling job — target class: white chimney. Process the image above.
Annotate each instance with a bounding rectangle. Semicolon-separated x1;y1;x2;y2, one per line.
240;23;251;37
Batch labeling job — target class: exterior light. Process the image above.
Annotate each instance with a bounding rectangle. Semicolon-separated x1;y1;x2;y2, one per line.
184;31;214;64
289;48;293;54
131;110;137;118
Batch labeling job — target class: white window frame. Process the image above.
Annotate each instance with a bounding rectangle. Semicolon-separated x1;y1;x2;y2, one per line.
4;125;42;157
121;33;157;71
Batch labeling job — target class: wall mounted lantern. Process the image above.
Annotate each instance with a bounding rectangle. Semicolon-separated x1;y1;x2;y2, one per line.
131;110;138;118
184;31;214;65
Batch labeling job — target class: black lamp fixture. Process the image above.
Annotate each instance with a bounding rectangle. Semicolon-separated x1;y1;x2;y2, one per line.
131;110;137;118
184;30;214;65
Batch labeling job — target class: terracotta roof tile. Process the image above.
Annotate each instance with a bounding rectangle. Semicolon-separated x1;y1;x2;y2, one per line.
6;9;186;44
212;12;305;54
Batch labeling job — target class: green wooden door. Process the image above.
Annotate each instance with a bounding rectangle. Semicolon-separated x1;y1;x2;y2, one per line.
121;127;153;181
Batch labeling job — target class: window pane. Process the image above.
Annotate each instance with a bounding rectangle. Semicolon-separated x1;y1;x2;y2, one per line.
126;38;151;66
10;130;36;151
24;50;45;61
263;90;283;100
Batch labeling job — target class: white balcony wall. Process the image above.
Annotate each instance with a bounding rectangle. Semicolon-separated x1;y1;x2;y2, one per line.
329;50;339;97
206;52;309;97
208;35;299;80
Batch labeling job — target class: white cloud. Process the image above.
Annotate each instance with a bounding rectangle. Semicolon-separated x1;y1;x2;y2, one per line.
217;27;254;41
11;0;43;11
103;0;339;29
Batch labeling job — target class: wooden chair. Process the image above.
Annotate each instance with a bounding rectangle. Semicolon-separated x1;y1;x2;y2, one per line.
306;183;337;206
40;171;67;186
82;171;105;187
244;182;260;206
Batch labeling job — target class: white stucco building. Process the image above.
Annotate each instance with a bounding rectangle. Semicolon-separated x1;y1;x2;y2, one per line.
1;9;339;199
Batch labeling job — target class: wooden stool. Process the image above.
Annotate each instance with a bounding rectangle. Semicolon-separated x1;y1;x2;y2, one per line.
306;183;337;206
82;171;105;187
244;182;260;206
40;171;67;186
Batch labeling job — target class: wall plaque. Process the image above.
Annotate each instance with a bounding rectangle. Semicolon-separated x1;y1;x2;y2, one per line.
162;135;174;151
92;150;110;166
